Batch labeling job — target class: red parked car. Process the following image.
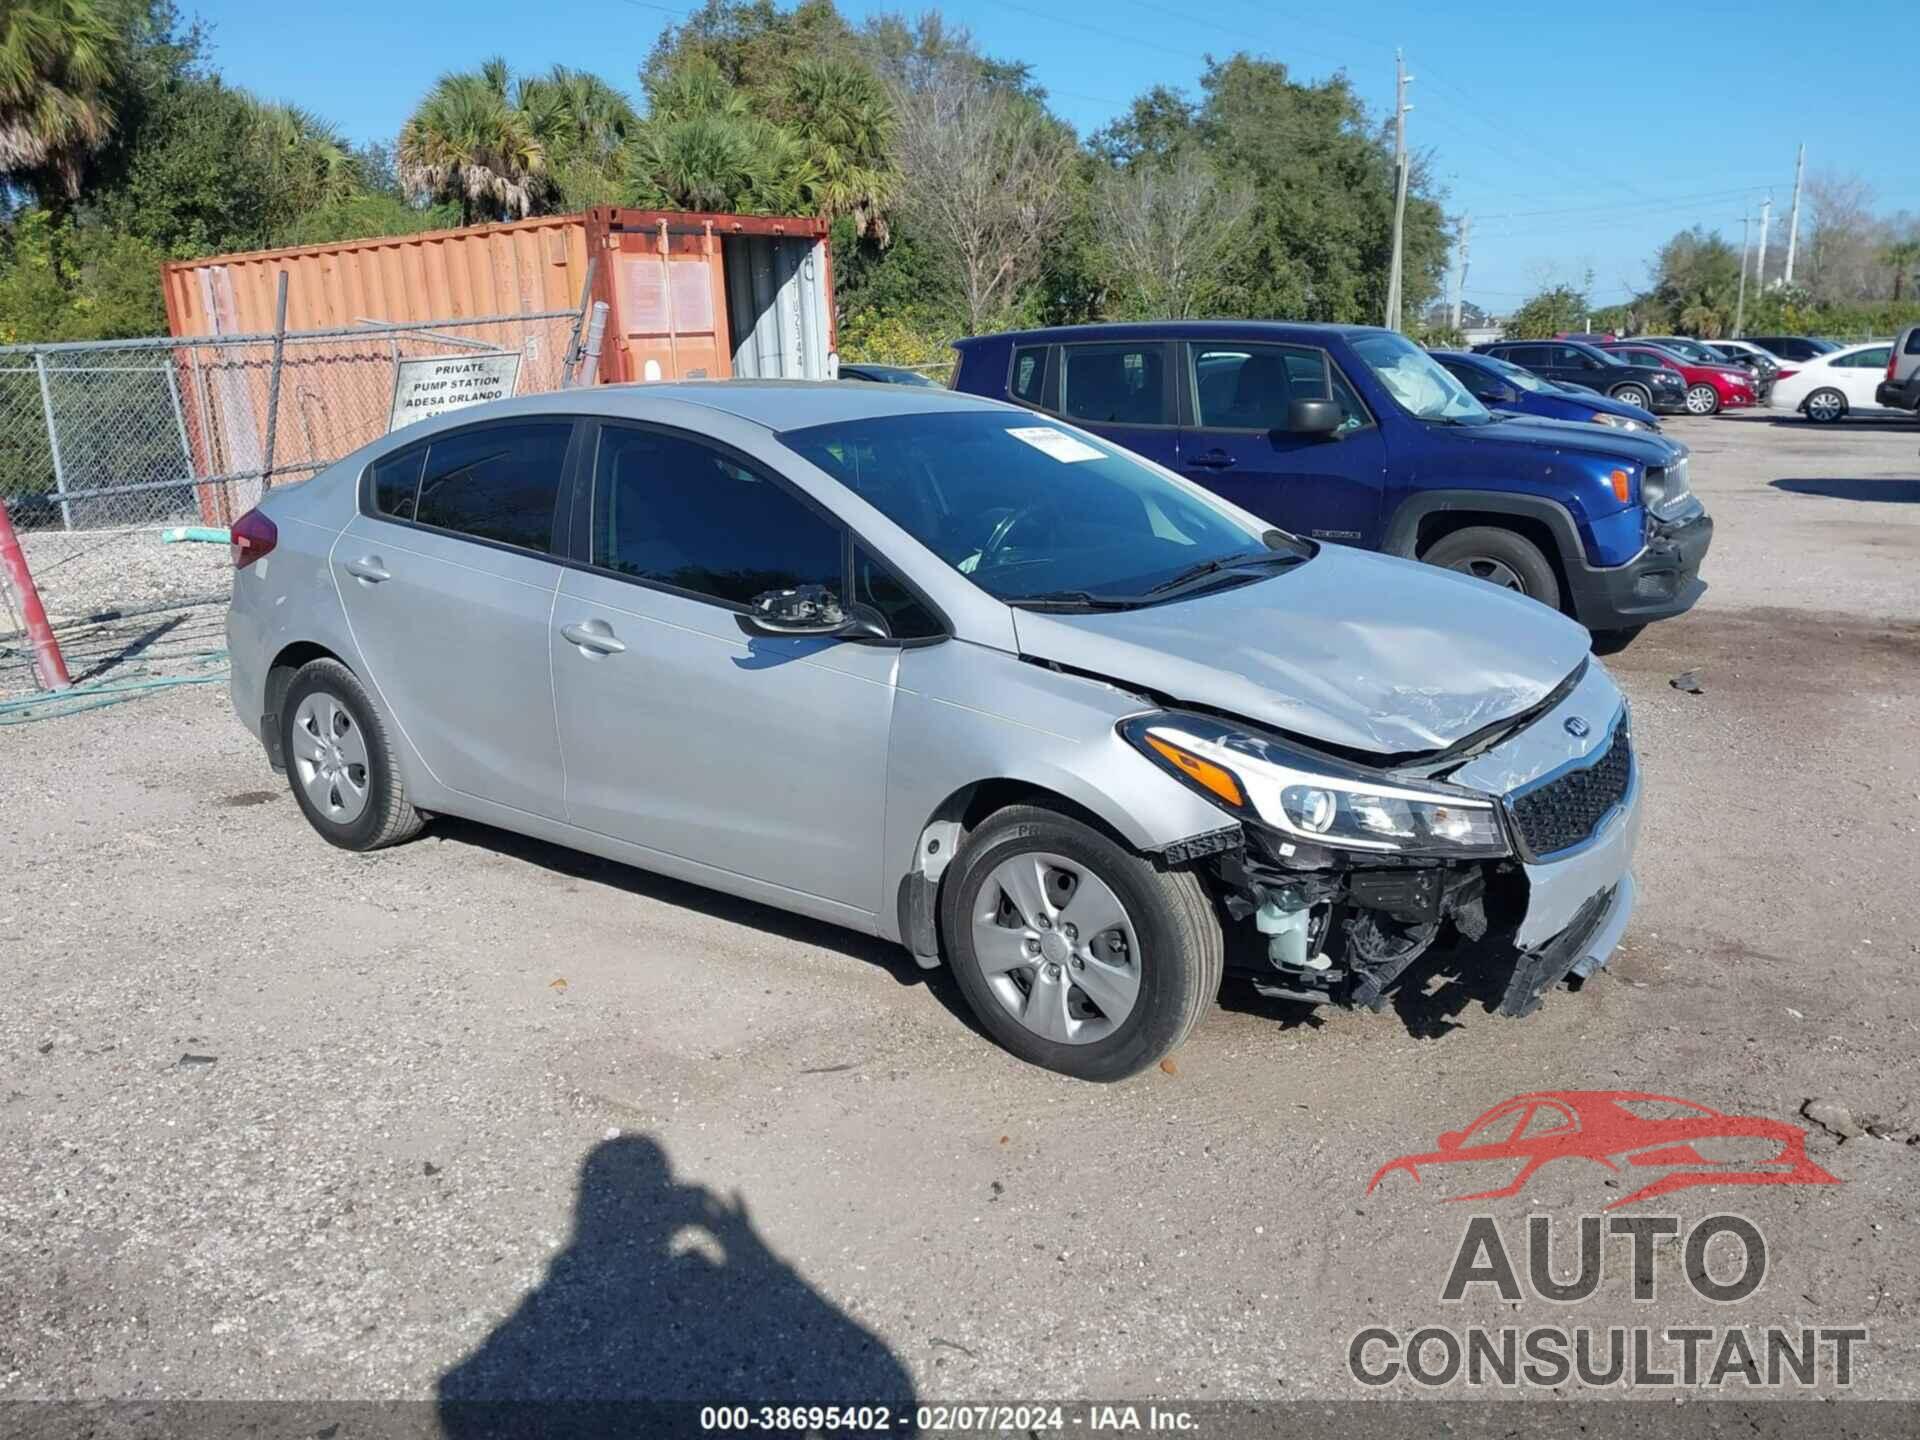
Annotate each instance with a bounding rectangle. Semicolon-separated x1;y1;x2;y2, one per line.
1601;342;1755;416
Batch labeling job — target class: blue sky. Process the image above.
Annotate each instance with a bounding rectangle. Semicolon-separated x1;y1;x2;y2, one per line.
193;0;1916;310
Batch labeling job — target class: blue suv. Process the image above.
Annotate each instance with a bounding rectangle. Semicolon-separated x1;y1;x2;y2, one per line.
950;322;1712;635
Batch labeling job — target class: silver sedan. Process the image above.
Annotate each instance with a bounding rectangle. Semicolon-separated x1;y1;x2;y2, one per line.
226;382;1640;1080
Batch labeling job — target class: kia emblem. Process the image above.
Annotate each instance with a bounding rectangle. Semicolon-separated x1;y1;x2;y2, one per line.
1564;716;1591;738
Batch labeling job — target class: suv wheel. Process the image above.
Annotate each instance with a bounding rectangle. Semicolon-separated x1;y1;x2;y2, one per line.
1420;526;1562;610
940;805;1223;1082
1610;383;1652;410
280;659;426;851
1684;383;1721;416
1803;388;1847;423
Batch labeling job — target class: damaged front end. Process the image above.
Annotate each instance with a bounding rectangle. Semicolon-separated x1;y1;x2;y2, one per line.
1120;660;1640;1019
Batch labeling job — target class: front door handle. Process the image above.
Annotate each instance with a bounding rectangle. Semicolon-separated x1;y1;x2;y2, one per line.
560;619;627;656
1186;450;1238;470
343;555;390;583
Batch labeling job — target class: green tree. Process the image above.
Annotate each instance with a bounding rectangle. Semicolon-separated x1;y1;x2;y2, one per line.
642;0;853;98
624;55;817;214
1502;284;1588;339
397;58;563;224
0;0;125;200
1879;238;1920;303
780;56;896;241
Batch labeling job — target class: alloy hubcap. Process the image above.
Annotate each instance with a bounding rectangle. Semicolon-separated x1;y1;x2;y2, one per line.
1686;386;1715;414
972;851;1141;1045
1808;393;1841;420
1453;556;1525;592
291;692;370;824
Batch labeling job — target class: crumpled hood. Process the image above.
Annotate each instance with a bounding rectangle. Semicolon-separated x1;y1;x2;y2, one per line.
1012;545;1592;756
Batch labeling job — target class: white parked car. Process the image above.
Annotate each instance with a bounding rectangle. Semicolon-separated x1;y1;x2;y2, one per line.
1771;341;1898;423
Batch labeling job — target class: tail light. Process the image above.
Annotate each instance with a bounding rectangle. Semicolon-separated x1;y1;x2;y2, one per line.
1890;351;1900;382
230;507;277;569
1775;367;1798;380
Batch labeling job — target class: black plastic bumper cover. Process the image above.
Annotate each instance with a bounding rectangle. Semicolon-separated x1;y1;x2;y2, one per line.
1567;511;1713;630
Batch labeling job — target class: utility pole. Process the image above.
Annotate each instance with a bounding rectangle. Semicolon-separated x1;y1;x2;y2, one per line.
1451;214;1471;330
1784;142;1806;285
1734;211;1751;338
1384;49;1413;331
1756;191;1773;292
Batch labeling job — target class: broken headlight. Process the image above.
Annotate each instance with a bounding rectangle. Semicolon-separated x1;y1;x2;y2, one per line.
1120;713;1510;859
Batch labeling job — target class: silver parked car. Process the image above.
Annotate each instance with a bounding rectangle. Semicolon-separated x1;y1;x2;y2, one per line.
226;382;1641;1080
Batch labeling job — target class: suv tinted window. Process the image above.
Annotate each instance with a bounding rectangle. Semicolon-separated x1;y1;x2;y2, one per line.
1549;344;1598;369
1503;343;1551;366
1060;343;1168;426
1189;344;1368;431
592;425;843;607
1009;345;1047;405
1905;329;1920;355
412;421;571;551
369;445;425;522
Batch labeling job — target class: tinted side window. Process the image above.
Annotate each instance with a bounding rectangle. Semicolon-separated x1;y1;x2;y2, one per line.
854;546;942;640
413;422;571;551
1550;345;1597;369
1442;360;1500;399
1060;343;1167;426
593;426;843;606
1843;347;1890;369
1190;344;1367;432
1507;344;1550;367
1905;330;1920;355
368;446;425;522
1009;346;1047;405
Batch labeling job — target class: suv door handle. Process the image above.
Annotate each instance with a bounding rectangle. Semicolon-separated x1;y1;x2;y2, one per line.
560;619;627;656
1186;450;1237;470
343;555;390;583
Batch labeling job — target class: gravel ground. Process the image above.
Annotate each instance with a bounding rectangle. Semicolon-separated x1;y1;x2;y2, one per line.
2;408;1917;1411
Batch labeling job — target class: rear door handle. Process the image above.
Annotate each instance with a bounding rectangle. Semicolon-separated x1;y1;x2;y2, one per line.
1186;450;1237;470
343;555;390;583
561;619;627;656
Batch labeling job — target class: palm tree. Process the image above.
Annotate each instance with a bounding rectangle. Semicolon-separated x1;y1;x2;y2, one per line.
249;101;360;217
1879;239;1920;303
397;58;549;225
627;57;819;217
0;0;124;199
780;58;897;241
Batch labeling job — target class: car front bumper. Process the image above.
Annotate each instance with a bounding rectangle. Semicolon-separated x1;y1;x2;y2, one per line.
1565;509;1712;630
1648;389;1690;414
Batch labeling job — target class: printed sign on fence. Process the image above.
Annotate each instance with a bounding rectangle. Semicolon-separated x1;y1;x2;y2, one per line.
387;352;523;432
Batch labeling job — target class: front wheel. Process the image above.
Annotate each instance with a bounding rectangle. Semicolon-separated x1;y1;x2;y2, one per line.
1610;383;1652;410
1684;383;1721;416
940;805;1223;1081
1420;526;1562;610
1803;388;1847;424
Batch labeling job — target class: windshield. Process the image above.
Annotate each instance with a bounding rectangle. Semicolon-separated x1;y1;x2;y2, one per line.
1350;333;1491;423
779;411;1289;605
1478;353;1555;395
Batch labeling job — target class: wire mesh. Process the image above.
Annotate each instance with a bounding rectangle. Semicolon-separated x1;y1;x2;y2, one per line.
0;310;583;696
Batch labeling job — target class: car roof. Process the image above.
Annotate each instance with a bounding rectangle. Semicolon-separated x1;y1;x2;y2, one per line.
952;320;1393;349
421;379;1011;434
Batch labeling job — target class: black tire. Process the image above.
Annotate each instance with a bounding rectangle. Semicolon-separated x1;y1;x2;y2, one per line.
279;658;425;852
1610;383;1652;410
1803;387;1847;424
1420;526;1562;610
939;804;1223;1082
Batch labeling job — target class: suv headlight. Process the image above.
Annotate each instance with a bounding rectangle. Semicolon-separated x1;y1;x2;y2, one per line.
1120;714;1510;859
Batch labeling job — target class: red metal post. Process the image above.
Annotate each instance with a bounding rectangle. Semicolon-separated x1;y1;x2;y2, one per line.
0;496;72;691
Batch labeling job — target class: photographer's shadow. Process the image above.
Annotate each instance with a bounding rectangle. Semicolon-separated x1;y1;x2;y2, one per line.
438;1136;916;1436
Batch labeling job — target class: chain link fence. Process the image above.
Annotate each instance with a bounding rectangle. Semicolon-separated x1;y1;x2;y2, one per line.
1;308;586;699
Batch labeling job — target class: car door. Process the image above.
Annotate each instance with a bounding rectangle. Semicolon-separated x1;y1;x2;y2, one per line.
334;417;576;819
1174;341;1387;546
1834;346;1892;408
1054;339;1180;467
548;421;904;915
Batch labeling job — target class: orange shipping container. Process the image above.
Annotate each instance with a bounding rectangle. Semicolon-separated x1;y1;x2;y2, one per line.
160;207;838;387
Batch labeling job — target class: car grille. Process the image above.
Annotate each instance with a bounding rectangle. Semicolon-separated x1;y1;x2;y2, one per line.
1507;722;1633;858
1646;455;1692;516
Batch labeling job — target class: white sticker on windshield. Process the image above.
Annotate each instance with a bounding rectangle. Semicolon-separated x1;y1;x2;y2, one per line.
1007;426;1104;463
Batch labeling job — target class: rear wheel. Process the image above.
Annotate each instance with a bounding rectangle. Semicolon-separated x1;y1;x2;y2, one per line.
1610;383;1652;410
1421;526;1562;610
940;805;1223;1081
1684;383;1720;416
1803;388;1847;423
280;659;425;851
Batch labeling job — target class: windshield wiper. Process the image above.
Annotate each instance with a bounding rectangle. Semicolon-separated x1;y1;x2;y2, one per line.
1144;551;1307;597
1007;590;1142;610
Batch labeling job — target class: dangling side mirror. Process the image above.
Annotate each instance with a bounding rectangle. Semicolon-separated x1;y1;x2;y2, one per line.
738;585;890;641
